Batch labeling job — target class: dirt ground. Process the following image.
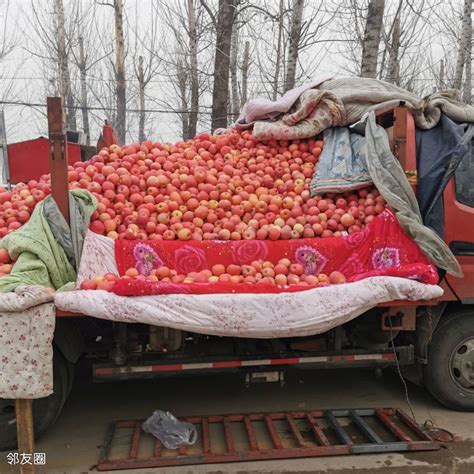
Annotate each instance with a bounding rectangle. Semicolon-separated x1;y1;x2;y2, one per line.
1;367;474;474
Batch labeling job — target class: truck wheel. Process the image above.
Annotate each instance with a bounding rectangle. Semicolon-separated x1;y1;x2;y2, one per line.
425;311;474;411
0;349;71;451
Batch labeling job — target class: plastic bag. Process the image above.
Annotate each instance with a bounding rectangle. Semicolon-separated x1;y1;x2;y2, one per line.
142;410;198;449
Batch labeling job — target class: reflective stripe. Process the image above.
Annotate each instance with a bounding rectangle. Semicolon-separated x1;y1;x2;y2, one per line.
241;359;272;366
183;363;213;370
122;365;153;373
298;356;328;363
354;354;383;361
95;352;397;376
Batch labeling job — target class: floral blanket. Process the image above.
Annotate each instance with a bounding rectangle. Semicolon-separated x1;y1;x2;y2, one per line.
251;89;346;141
0;286;55;399
55;278;442;339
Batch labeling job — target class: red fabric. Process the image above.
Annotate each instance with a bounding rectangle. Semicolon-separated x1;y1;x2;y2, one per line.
113;279;318;296
112;210;438;296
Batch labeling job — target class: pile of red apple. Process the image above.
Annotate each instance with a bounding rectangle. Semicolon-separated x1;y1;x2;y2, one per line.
0;248;14;277
0;130;387;241
79;259;347;291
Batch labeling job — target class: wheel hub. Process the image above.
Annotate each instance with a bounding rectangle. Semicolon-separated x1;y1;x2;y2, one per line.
451;338;474;391
0;399;16;425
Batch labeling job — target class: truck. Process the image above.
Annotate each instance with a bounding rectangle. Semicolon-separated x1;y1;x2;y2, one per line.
1;105;473;451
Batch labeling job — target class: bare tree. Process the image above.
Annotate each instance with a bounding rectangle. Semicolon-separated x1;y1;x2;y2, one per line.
26;0;78;128
230;20;240;119
55;0;76;129
0;0;16;62
0;0;18;103
462;7;472;104
241;40;250;107
113;0;126;144
136;56;146;142
176;57;190;140
360;0;385;77
77;33;90;142
128;1;163;143
438;59;446;90
153;0;211;139
284;0;305;92
454;0;473;91
202;0;238;130
384;4;401;84
249;0;337;100
187;0;200;138
273;0;285;99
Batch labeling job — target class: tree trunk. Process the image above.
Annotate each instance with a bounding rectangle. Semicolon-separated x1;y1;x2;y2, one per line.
114;0;126;144
454;0;472;91
463;12;472;104
55;0;76;129
187;0;199;138
385;11;400;85
462;0;473;102
283;0;304;93
241;40;249;108
438;59;445;91
137;55;146;143
177;59;190;140
463;51;472;104
211;0;237;131
360;0;385;78
78;34;90;144
273;0;284;100
230;19;240;120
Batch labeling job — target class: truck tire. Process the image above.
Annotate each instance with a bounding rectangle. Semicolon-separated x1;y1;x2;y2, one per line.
0;349;72;451
425;311;474;411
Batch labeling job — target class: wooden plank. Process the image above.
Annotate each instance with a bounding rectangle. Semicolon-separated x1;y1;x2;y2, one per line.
15;399;35;474
47;97;69;222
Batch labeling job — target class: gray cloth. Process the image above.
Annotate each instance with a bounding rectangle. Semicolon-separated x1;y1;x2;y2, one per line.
364;112;462;277
310;127;372;195
43;190;97;270
320;77;474;130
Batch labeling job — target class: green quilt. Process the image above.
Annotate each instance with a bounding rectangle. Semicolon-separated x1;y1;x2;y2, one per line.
0;189;97;292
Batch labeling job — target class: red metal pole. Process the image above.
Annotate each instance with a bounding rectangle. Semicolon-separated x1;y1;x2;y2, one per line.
47;97;70;222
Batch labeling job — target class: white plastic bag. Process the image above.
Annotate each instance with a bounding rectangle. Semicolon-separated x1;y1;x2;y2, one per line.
142;410;197;449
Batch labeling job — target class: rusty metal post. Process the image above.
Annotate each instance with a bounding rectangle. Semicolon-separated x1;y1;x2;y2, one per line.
47;97;70;222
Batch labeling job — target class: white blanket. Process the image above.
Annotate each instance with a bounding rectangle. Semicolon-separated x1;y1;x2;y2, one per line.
55;277;442;338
